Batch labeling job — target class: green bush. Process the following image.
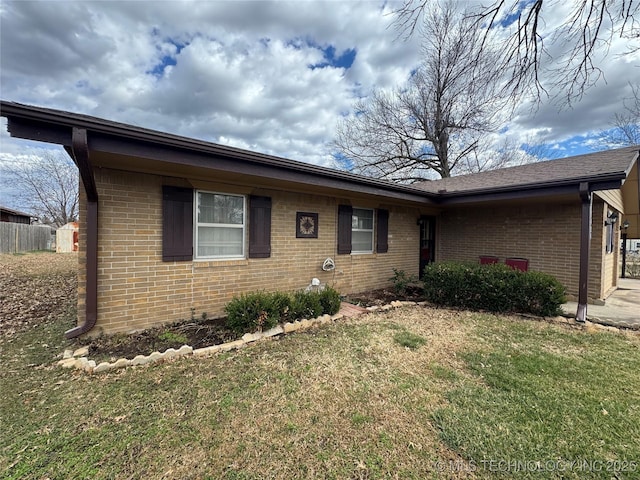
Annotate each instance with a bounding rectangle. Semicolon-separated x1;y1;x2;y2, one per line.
224;287;341;334
389;268;418;296
422;262;566;317
224;291;290;334
318;286;342;315
290;290;323;320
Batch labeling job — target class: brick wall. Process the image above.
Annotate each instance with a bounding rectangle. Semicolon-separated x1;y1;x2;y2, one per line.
435;199;617;301
78;168;421;335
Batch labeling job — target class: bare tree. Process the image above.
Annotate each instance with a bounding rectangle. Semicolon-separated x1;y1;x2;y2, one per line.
334;2;511;181
600;82;640;146
1;150;78;227
394;0;640;104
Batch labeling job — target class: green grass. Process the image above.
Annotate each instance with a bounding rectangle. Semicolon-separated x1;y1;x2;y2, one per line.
393;330;427;349
2;258;640;479
432;318;640;479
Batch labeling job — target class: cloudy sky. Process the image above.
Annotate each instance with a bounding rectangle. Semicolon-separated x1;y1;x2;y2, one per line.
0;0;638;201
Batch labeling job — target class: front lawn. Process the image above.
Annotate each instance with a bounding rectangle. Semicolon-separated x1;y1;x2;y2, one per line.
1;253;639;479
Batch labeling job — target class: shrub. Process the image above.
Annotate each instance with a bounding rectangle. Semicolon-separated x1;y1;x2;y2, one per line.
289;290;323;320
389;268;418;296
422;261;566;317
224;287;342;334
224;291;290;334
318;286;342;315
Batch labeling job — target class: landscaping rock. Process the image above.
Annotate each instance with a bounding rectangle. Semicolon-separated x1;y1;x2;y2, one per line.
62;349;73;359
162;348;178;360
320;314;332;325
131;354;149;366
74;357;89;370
283;322;298;333
263;325;284;337
242;332;264;343
147;351;163;363
399;301;416;307
94;362;112;373
300;319;312;330
193;344;222;357
113;358;131;369
366;306;379;312
219;340;245;352
73;346;89;357
177;345;193;356
380;304;393;311
57;357;76;368
331;313;344;321
84;360;96;373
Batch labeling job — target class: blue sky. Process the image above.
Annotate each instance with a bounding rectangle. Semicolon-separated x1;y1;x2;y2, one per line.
0;0;638;206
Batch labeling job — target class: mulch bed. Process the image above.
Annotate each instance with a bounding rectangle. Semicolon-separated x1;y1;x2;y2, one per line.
87;287;427;362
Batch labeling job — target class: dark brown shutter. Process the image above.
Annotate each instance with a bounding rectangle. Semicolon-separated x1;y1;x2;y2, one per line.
337;204;352;254
162;186;193;262
376;209;389;253
249;195;271;258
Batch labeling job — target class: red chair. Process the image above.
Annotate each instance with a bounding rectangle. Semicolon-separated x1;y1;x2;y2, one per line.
506;258;529;272
479;256;499;265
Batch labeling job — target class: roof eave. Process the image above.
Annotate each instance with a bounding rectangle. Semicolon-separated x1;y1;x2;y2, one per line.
435;174;626;205
1;101;434;205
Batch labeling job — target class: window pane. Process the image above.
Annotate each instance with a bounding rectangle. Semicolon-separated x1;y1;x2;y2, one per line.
352;208;373;230
198;193;243;224
197;226;243;257
353;230;373;252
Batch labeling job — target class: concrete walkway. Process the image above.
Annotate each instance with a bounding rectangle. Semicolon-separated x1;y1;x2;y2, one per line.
563;278;640;329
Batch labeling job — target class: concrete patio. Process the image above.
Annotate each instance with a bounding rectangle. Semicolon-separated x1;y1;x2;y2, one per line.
563;278;640;329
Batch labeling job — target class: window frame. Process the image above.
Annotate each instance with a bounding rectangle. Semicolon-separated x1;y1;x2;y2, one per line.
351;207;375;254
194;190;246;260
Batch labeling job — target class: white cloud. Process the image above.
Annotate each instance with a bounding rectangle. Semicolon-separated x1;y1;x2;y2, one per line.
0;0;637;183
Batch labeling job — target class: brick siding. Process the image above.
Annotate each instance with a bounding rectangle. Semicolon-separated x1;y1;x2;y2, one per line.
436;199;619;301
77;168;421;335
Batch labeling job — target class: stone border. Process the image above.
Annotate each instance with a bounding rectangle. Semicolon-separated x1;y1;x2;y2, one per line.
56;313;343;374
55;300;632;375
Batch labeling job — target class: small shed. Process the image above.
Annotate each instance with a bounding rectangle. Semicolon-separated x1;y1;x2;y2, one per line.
56;222;79;253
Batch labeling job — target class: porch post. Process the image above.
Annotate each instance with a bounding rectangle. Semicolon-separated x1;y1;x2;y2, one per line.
576;182;592;322
621;232;628;279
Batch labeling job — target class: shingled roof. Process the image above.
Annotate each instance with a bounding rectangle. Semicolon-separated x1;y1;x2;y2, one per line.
417;146;640;195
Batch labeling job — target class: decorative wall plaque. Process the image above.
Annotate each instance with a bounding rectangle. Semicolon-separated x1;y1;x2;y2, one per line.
296;212;318;238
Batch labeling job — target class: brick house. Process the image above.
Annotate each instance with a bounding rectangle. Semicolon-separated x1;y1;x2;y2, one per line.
1;101;638;337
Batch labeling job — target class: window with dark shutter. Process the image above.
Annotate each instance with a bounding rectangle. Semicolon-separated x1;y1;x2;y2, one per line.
337;204;352;254
249;195;271;258
162;186;193;262
376;209;389;253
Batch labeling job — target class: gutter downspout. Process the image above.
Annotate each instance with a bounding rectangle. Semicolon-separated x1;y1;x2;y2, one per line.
576;182;592;323
65;128;99;339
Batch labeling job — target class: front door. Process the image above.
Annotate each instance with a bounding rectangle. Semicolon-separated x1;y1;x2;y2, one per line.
419;216;435;278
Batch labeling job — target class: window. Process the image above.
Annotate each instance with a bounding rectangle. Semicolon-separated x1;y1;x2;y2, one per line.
352;208;374;253
162;188;271;262
195;191;245;259
337;205;388;255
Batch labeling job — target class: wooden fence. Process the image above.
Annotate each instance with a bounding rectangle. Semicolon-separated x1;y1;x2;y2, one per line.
0;223;54;254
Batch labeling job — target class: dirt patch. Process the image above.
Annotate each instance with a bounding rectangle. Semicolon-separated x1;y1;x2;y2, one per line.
0;252;77;337
87;318;238;362
344;285;426;306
